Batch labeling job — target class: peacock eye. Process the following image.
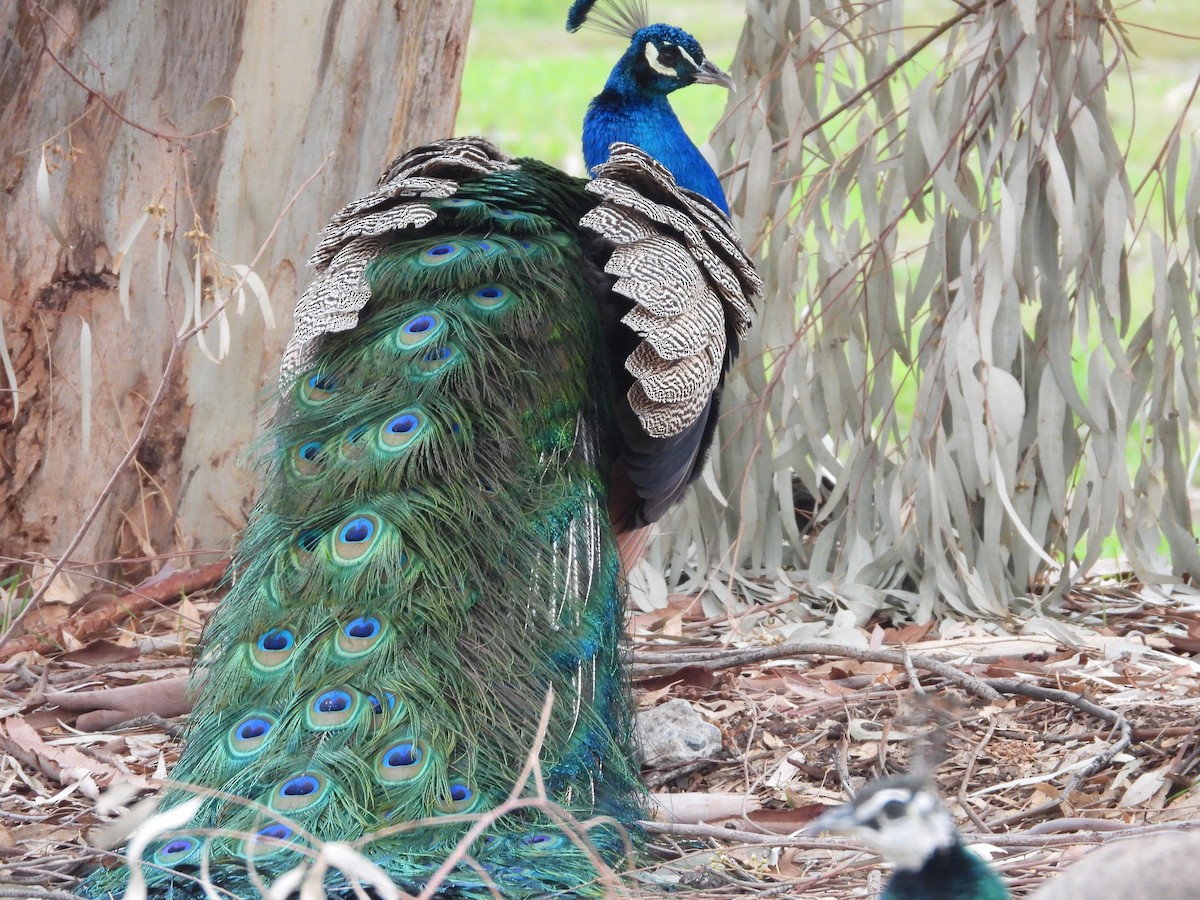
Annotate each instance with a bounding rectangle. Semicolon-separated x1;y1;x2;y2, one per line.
658;44;681;66
880;798;907;820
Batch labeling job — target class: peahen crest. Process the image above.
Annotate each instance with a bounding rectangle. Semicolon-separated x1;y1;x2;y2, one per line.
80;7;758;898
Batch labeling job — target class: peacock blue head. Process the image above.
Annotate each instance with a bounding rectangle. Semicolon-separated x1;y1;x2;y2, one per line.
612;24;732;98
568;0;735;211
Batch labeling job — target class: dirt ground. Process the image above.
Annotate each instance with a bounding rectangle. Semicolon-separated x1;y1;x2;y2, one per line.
2;565;1199;897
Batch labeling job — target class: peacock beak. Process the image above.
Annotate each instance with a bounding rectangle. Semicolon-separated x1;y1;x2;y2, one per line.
804;803;858;836
694;59;735;91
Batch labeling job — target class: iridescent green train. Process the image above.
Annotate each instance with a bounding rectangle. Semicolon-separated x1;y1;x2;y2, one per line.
82;167;647;899
79;2;759;895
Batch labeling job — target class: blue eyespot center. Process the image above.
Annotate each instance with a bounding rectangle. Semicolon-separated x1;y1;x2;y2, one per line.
163;839;193;855
367;692;396;714
257;824;292;841
281;775;319;797
422;347;452;362
297;530;322;552
236;718;271;740
388;414;418;434
429;244;455;256
339;517;374;543
345;616;380;639
316;690;352;713
308;375;336;392
477;287;503;299
450;783;472;802
299;441;321;460
384;743;422;767
258;630;294;652
405;315;436;334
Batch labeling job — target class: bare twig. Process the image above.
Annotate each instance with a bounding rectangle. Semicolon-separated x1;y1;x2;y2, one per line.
0;560;227;662
718;0;990;179
27;1;237;144
959;720;998;833
983;679;1132;778
634;642;1007;703
642;818;1200;850
0;338;184;655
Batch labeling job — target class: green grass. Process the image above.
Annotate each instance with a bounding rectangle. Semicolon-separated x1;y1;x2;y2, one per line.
460;0;746;171
0;572;30;634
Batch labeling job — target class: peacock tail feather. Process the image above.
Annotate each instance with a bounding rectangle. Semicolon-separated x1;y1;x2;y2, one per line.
80;153;653;899
80;7;761;895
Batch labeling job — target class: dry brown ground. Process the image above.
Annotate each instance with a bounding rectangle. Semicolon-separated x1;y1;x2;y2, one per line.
1;565;1198;897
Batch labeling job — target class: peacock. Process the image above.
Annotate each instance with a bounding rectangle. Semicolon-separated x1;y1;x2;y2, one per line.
78;1;758;897
808;775;1011;900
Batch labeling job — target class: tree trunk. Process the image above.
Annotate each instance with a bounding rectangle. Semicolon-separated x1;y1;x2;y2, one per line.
0;0;474;585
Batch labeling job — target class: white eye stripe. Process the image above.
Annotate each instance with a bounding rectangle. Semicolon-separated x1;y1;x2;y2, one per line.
858;787;914;821
643;43;676;77
678;47;699;68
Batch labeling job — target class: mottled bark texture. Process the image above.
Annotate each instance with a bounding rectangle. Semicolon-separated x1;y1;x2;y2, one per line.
0;0;473;579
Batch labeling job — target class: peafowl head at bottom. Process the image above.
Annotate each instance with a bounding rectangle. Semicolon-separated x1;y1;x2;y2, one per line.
809;774;1011;900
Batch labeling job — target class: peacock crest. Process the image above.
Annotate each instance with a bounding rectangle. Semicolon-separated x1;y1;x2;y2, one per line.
566;0;649;36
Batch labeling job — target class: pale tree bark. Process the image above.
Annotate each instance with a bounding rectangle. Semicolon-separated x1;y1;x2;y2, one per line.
0;0;474;589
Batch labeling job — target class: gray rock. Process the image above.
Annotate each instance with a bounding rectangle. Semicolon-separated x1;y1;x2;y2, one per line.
635;698;723;768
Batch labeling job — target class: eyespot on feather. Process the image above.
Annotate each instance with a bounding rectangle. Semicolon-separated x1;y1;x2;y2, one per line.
250;629;296;670
154;836;202;866
378;410;425;451
331;513;381;564
270;773;328;813
336;615;386;656
243;822;298;859
520;832;567;852
298;373;337;407
291;440;323;476
341;424;370;460
228;714;276;757
468;284;513;312
305;686;361;729
413;343;459;377
419;242;463;266
437;780;479;814
393;312;444;349
295;528;322;555
376;740;429;783
366;691;398;715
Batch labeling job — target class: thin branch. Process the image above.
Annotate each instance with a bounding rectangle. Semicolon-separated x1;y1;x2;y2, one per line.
27;1;237;145
633;641;1007;703
0;561;227;663
0;338;183;655
719;0;990;179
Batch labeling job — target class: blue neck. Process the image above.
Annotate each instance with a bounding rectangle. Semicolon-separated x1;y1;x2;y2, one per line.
583;85;729;214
